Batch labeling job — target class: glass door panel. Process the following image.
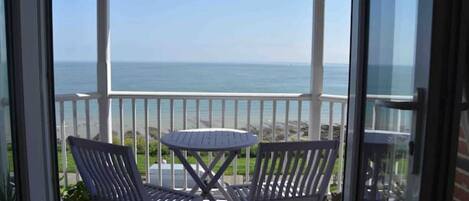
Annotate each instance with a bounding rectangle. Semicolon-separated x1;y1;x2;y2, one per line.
359;0;418;200
0;0;16;200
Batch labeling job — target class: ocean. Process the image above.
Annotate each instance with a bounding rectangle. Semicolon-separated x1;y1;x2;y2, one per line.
54;62;348;95
54;62;349;138
53;62;412;137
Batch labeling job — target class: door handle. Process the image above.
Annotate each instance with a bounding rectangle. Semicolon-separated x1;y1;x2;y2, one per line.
375;88;425;174
375;99;419;110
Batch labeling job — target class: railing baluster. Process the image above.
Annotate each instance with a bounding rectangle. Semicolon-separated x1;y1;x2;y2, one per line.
72;101;78;136
170;99;175;189
234;100;238;128
397;110;402;132
221;99;226;183
260;100;264;141
283;100;290;185
85;99;91;140
60;101;67;186
272;100;277;142
285;100;289;142
246;100;251;182
329;102;334;140
222;100;226;128
157;99;162;186
326;102;334;194
208;99;213;164
372;104;377;130
297;100;302;141
132;98;137;161
338;102;346;192
209;99;213;127
72;100;80;182
234;99;238;184
196;99;200;128
119;98;124;145
144;99;150;183
183;99;188;190
195;99;200;180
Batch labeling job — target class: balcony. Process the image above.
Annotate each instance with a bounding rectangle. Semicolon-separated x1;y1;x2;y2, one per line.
55;90;411;199
52;1;412;200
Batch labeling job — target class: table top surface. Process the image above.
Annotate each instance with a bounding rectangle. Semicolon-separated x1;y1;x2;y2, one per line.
161;128;258;152
364;129;410;145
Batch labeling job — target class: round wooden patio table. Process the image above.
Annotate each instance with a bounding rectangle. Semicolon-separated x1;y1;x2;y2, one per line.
161;128;258;201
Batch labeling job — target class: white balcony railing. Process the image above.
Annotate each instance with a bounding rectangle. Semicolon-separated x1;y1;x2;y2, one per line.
55;91;411;195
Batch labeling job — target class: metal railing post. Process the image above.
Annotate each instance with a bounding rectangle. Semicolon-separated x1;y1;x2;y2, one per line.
97;0;112;143
310;0;325;140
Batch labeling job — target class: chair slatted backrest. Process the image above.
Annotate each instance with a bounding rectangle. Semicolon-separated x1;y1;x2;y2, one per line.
68;136;150;201
248;140;339;201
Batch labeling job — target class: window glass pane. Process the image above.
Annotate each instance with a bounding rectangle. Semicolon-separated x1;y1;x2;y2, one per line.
0;0;16;199
53;0;97;94
323;0;351;95
110;0;312;93
359;0;418;199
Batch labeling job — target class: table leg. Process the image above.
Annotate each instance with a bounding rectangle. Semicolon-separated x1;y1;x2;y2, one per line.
190;151;233;201
172;149;216;201
190;151;223;192
206;151;237;190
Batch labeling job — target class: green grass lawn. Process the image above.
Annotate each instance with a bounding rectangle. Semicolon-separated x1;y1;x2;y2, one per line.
56;151;258;175
7;149;363;194
8;149;344;176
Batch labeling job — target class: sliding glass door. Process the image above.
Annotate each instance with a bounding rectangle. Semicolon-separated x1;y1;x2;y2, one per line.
345;0;466;200
0;0;16;200
359;0;418;200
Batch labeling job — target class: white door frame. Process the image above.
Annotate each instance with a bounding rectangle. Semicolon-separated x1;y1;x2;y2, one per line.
6;0;59;200
344;0;467;200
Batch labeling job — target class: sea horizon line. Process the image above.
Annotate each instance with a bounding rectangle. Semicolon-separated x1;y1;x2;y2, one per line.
54;60;350;66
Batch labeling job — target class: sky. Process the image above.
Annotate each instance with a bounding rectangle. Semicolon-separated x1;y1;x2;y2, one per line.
53;0;351;64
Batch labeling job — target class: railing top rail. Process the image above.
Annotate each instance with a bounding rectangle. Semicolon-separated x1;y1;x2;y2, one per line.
320;94;412;103
109;91;313;100
319;94;348;103
54;91;413;103
366;94;413;100
55;92;101;102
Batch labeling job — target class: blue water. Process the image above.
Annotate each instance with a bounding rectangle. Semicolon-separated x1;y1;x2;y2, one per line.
54;62;349;95
54;61;416;137
54;61;350;136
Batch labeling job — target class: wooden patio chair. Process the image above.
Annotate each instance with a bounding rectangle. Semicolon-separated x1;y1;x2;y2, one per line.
68;136;202;201
227;140;339;201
